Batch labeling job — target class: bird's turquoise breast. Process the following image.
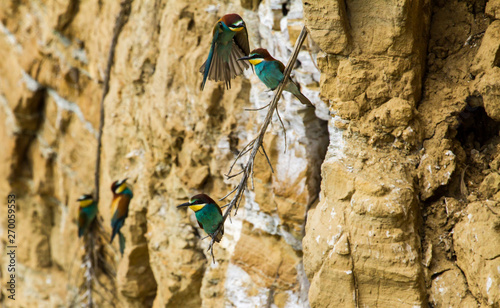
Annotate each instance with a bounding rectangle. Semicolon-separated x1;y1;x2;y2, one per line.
195;203;223;235
82;203;98;218
255;61;284;90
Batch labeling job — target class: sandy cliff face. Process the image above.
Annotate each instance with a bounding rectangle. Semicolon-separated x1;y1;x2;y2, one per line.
0;0;499;307
303;0;500;307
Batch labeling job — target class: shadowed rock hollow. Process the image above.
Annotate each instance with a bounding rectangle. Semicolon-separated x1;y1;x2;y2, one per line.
1;0;499;307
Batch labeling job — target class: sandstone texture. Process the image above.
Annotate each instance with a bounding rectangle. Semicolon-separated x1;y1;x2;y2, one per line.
0;0;499;307
304;0;500;307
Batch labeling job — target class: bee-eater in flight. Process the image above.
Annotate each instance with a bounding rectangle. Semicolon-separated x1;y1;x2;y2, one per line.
199;13;250;90
110;178;133;255
77;194;98;238
177;194;224;242
238;48;314;107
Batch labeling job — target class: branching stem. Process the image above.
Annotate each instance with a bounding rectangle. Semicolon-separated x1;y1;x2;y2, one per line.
207;27;309;263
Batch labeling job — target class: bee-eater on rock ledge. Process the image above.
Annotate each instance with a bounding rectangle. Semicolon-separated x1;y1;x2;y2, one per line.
199;13;250;90
77;194;98;238
238;48;314;107
110;178;133;255
178;194;224;242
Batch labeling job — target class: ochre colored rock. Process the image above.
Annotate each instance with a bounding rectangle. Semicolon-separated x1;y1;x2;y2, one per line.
486;0;500;19
303;0;350;54
2;0;499;307
454;202;500;306
471;21;500;74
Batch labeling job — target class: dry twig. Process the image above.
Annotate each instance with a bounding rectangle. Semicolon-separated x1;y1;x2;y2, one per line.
205;27;309;262
80;1;132;307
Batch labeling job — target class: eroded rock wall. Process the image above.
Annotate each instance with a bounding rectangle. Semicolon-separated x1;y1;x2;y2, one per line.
1;0;500;307
303;0;500;307
303;0;429;306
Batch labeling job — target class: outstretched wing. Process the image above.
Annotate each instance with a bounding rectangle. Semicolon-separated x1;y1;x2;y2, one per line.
200;40;249;90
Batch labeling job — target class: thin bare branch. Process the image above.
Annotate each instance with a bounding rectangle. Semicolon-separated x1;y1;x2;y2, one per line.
260;145;274;173
208;27;309;263
275;107;287;152
219;186;239;201
226;139;256;176
94;0;132;205
225;169;245;180
250;160;255;190
245;102;272;111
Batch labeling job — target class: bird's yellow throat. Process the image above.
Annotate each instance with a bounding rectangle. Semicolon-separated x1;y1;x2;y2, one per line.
189;204;205;212
116;183;127;194
249;58;263;65
79;199;93;207
230;26;244;32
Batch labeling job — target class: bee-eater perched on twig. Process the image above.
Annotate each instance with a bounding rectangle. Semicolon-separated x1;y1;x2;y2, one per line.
110;178;133;255
199;13;250;90
77;194;98;238
239;48;314;107
178;194;224;242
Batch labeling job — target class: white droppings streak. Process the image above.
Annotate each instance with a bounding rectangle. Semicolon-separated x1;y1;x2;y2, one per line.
0;94;20;134
0;21;23;52
22;71;42;91
486;276;492;294
47;89;97;137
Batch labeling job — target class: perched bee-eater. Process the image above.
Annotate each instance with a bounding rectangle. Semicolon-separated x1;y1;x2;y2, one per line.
238;48;313;106
177;194;224;242
110;178;133;255
199;13;250;90
77;194;98;238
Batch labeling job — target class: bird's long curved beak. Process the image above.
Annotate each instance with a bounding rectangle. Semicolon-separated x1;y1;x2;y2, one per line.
177;202;191;208
238;56;252;61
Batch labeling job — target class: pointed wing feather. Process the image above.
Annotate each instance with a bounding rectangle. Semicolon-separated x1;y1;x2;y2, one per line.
277;59;285;73
200;27;220;90
110;195;130;242
234;27;250;56
197;220;204;229
78;209;88;237
111;195;130;224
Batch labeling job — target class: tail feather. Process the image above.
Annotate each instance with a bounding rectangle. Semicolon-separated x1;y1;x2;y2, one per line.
286;81;315;107
294;91;314;107
214;224;224;243
110;219;123;244
119;232;126;256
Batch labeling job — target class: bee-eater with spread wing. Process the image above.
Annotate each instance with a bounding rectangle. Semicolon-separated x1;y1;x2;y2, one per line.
200;13;250;90
177;194;224;242
238;48;314;107
77;194;98;238
110;178;133;255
